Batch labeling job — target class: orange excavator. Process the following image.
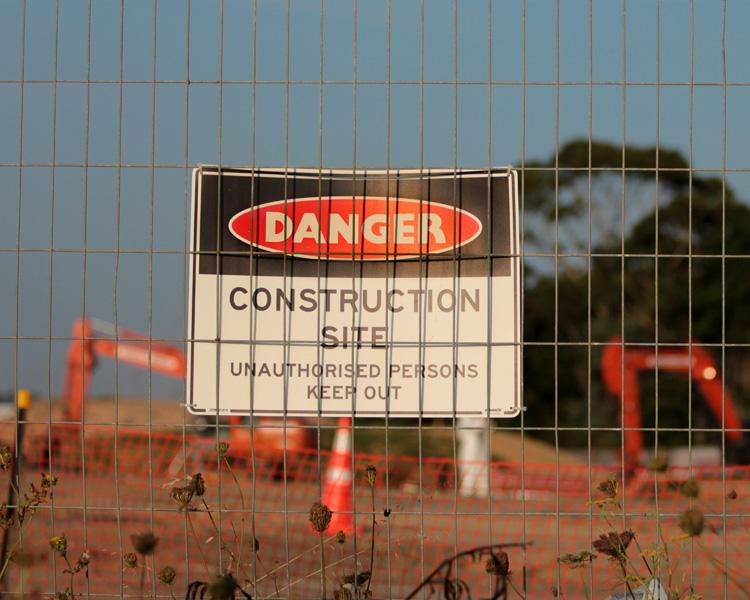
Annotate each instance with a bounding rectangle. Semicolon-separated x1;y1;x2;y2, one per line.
61;317;313;457
601;337;748;470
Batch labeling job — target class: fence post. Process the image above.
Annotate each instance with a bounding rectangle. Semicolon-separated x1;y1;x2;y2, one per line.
458;417;490;498
0;389;31;583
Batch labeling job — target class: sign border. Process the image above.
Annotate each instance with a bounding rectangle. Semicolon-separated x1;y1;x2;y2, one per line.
186;167;521;418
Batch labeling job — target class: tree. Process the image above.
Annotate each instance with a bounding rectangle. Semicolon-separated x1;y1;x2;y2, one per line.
522;139;750;450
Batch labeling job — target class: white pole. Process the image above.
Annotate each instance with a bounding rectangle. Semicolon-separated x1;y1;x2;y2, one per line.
457;417;490;497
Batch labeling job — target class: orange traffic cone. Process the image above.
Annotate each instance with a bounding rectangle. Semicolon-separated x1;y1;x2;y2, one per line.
322;417;354;533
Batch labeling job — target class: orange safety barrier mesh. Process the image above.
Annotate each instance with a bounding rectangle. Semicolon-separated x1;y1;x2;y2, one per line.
0;424;748;598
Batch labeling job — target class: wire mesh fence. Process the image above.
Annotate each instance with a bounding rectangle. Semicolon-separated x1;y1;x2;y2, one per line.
2;0;750;598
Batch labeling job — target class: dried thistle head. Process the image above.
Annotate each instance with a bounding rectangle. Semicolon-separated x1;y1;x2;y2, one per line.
191;473;206;497
343;571;371;588
49;535;68;557
597;477;618;499
0;447;13;471
170;485;194;511
207;573;239;600
131;531;159;556
123;552;138;569
679;508;704;537
158;565;176;585
680;478;700;499
336;530;346;544
334;585;354;600
485;550;510;577
54;590;73;600
647;454;669;473
727;489;738;500
217;442;230;458
41;473;58;490
309;502;332;533
593;530;634;561
559;550;596;569
365;464;377;488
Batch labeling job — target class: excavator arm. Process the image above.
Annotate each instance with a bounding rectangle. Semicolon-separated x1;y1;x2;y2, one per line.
601;338;743;469
63;318;184;421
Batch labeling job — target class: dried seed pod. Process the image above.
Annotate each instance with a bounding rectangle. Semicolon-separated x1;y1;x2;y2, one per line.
218;442;230;458
365;464;377;488
485;550;510;577
596;477;618;499
0;447;13;471
123;552;138;569
334;585;354;600
593;530;634;560
131;532;159;556
191;473;206;497
727;489;738;500
309;502;332;533
78;550;91;568
647;454;669;473
207;573;239;600
170;485;194;511
343;571;371;588
558;551;596;569
49;535;68;557
158;566;177;585
679;508;704;537
680;478;700;499
336;530;346;544
41;473;58;489
0;504;12;529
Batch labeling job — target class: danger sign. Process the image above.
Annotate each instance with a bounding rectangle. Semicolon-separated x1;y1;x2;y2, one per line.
187;168;520;417
228;197;482;259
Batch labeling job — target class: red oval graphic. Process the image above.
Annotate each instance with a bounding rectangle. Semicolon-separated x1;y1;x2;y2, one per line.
227;197;483;260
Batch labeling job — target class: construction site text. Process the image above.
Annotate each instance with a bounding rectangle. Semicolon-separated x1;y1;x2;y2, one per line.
228;286;481;314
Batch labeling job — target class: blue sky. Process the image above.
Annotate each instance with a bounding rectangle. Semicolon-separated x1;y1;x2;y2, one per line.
1;0;750;401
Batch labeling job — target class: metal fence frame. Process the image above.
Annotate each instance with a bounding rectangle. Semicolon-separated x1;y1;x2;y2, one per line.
1;0;747;598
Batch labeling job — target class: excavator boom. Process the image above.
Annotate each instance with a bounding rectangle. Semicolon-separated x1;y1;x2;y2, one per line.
63;318;184;421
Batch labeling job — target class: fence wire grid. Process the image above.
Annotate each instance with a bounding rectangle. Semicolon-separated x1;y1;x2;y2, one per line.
2;0;750;599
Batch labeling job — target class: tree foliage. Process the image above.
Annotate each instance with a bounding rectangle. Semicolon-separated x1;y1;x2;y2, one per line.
522;139;750;449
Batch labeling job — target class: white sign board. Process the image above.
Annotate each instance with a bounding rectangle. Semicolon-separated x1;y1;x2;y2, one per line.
187;168;520;417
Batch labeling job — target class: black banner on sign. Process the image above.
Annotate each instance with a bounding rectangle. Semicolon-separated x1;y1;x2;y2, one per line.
193;169;515;278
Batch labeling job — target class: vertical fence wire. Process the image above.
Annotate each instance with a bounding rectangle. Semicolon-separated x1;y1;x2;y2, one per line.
720;1;729;597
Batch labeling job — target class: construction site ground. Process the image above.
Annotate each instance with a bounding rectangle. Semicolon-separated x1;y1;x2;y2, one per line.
0;402;748;598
